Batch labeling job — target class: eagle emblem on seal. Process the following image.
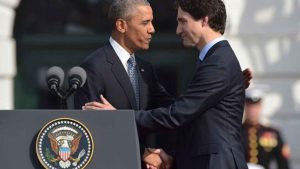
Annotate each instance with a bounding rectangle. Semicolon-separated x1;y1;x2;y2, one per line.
36;118;94;169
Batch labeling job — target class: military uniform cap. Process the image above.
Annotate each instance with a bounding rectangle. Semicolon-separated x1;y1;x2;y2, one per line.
246;87;263;103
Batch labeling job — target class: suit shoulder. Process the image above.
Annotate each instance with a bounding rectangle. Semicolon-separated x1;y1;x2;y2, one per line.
136;56;151;65
81;45;111;68
214;42;235;58
83;46;107;63
136;56;153;69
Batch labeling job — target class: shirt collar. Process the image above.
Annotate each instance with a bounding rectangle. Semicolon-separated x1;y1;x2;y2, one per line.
109;37;132;67
199;36;224;61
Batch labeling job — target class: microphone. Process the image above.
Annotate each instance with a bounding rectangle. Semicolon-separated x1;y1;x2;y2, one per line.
46;66;65;94
45;66;86;109
67;66;87;91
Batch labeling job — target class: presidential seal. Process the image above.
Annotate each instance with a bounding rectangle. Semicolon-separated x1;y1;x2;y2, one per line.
36;118;94;169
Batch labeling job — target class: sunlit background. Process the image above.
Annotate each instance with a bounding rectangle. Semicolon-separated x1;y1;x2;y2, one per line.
0;0;299;168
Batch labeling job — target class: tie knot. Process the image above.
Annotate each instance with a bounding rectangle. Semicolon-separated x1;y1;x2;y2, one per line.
127;56;136;67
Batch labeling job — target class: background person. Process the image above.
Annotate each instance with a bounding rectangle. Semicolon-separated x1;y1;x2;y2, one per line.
242;87;290;169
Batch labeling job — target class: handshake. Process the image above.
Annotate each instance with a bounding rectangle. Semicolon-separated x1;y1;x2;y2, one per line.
143;148;174;169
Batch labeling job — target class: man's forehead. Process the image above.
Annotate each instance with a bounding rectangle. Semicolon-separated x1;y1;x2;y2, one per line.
177;7;192;18
128;6;153;20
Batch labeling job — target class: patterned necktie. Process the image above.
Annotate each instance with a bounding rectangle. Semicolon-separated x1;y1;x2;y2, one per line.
127;56;140;109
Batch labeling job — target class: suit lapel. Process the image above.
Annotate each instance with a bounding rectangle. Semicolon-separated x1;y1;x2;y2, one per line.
104;44;137;109
136;59;148;110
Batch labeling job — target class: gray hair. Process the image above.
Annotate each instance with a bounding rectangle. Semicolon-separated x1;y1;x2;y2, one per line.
108;0;150;24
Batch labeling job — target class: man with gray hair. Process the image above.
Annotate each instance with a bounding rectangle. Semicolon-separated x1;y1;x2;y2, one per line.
74;0;175;167
75;0;173;115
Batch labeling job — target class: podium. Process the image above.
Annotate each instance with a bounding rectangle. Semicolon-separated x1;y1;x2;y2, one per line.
0;110;141;169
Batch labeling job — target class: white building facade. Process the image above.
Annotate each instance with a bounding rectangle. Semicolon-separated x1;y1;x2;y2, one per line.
0;0;19;109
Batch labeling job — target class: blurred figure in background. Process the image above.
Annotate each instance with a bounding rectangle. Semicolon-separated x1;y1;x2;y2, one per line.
242;87;290;169
247;163;265;169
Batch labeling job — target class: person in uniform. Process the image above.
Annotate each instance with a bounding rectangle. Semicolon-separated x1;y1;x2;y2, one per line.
242;88;290;169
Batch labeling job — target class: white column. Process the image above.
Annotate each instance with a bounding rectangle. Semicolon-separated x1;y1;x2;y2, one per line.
0;0;20;109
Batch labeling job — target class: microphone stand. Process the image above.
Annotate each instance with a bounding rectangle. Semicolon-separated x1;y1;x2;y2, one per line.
60;93;68;110
51;86;75;109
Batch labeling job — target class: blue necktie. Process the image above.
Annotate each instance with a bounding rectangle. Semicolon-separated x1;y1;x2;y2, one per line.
127;56;140;109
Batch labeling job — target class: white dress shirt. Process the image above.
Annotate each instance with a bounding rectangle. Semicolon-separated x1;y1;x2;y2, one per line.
109;37;135;73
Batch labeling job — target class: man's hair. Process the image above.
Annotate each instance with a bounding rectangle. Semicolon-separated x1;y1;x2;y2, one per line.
175;0;227;34
108;0;150;27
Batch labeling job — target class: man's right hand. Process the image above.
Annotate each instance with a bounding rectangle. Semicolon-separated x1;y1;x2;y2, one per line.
144;148;173;169
243;68;253;89
143;148;163;169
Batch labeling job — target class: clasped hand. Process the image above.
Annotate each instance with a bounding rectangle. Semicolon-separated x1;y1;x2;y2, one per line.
143;148;173;169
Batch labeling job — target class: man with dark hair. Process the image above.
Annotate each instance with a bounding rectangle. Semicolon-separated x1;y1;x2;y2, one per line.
135;0;248;168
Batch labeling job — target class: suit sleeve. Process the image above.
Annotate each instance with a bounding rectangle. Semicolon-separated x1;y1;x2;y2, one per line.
74;66;104;109
135;56;231;132
149;66;175;108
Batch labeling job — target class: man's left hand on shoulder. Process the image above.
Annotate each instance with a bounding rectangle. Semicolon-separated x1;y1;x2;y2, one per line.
82;95;116;110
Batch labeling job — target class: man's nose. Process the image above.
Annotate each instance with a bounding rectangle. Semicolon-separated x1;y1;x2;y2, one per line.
149;23;155;34
176;25;182;35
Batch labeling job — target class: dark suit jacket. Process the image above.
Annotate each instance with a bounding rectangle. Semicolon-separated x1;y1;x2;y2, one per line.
74;43;175;159
74;43;173;110
135;41;248;169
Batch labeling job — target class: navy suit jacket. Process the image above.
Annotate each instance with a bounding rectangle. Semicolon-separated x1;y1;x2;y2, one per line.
74;43;175;161
135;41;248;169
74;43;173;110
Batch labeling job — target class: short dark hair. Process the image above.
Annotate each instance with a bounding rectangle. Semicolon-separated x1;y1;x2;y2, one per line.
175;0;227;34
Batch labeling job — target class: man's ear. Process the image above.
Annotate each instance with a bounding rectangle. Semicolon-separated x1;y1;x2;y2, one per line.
202;16;209;27
115;19;127;33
